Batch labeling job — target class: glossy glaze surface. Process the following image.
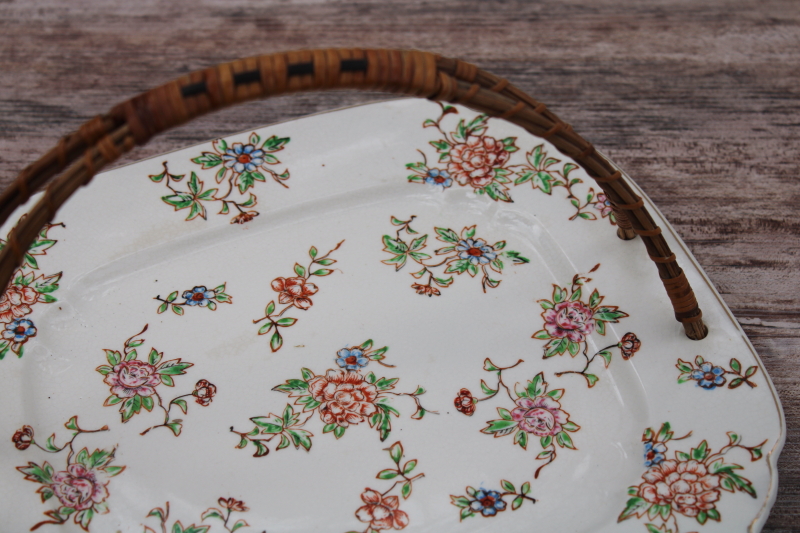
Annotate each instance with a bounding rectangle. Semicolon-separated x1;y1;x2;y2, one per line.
0;100;784;533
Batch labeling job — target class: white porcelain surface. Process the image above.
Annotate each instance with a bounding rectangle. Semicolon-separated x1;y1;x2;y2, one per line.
0;99;784;533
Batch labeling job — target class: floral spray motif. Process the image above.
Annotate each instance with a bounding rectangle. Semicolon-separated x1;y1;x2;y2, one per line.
12;416;124;531
149;132;290;223
676;355;759;390
532;264;637;387
450;479;536;521
620;422;767;533
231;340;433;457
155;283;232;315
456;358;580;478
345;442;424;533
95;325;216;436
253;241;344;352
382;216;529;295
144;497;256;533
0;218;63;359
406;102;618;224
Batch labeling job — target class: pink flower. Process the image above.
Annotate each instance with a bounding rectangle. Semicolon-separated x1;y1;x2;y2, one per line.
307;370;379;427
51;464;109;511
448;136;510;189
638;459;721;518
356;489;409;530
0;285;38;323
511;396;570;436
543;300;595;343
271;277;318;310
103;360;162;398
594;193;614;218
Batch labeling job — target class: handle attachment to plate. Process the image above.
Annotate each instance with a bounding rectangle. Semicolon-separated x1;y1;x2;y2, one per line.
0;48;707;339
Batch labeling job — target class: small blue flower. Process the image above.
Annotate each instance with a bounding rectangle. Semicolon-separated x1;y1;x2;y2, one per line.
644;441;667;467
3;318;37;344
183;286;216;307
456;238;497;265
336;348;369;370
424;169;453;188
469;489;507;517
222;143;266;174
691;362;726;389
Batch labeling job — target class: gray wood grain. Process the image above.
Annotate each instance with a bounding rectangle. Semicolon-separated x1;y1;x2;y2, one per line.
1;0;798;529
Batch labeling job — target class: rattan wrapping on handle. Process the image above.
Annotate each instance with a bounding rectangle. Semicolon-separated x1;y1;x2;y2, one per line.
0;48;707;339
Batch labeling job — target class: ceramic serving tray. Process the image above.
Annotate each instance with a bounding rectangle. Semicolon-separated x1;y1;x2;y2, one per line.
0;99;784;533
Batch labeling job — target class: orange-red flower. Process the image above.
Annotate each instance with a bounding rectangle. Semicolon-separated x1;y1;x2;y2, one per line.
0;285;38;323
448;136;510;189
619;332;641;360
356;489;409;530
307;370;379;427
638;459;721;518
454;389;476;416
193;379;217;406
230;211;258;224
271;277;318;310
411;283;440;297
12;425;33;450
218;497;248;512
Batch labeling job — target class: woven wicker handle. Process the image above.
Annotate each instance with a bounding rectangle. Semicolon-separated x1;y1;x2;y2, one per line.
0;48;707;339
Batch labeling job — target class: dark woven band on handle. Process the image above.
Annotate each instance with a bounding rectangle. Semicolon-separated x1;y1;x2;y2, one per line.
0;48;708;340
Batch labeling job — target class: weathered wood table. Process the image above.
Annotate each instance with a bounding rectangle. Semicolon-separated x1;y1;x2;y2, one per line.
1;0;797;530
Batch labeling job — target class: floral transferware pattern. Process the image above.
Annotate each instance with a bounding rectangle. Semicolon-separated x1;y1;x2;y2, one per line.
143;497;255;533
532;265;635;387
677;355;759;390
253;241;343;352
0;219;63;359
619;422;767;533
231;340;432;457
95;325;216;436
406;104;616;224
148;132;290;223
450;479;536;521
382;216;529;295
457;358;579;478
12;416;124;531
155;283;233;315
344;441;424;533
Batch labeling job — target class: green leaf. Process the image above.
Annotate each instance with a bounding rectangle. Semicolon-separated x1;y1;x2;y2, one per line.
434;227;460;244
481;419;518;435
691;440;709;461
172;305;184;316
258;321;274;335
618;496;650;521
401;481;412;499
676;359;693;373
174;398;188;414
270;331;283;352
378;469;399;480
294;263;306;277
148;348;162;366
483;358;499;371
231;520;249;532
730;358;741;374
556;431;576;449
498;408;512;420
584;373;599;387
333;425;346;439
501;479;515;492
105;349;121;366
480;379;497;395
561;421;580;432
156;360;193;375
142;394;154;411
527;372;546;397
553;285;566;303
389;442;404;463
540;435;553;448
275;317;298;327
403;459;417;474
